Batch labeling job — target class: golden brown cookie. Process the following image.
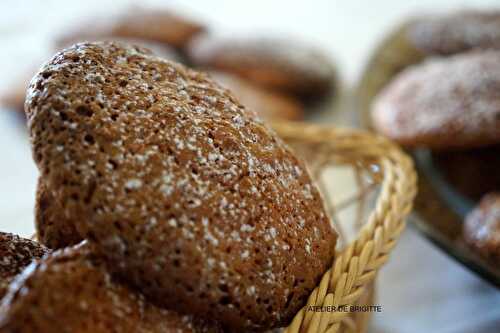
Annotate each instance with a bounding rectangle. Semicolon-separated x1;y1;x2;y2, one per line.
55;7;205;51
0;242;220;333
372;50;500;149
26;42;336;331
464;193;500;265
209;71;304;121
187;35;336;100
0;232;49;300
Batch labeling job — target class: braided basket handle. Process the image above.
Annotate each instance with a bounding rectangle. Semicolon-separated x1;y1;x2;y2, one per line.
271;122;417;333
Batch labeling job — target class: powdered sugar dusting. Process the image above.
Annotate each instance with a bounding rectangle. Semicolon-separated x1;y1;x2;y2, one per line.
26;41;336;330
373;50;500;148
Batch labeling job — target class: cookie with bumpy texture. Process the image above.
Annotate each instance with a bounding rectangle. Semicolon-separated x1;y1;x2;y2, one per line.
0;242;220;333
372;50;500;149
187;35;336;100
0;232;49;300
26;42;336;331
56;7;205;51
464;193;500;265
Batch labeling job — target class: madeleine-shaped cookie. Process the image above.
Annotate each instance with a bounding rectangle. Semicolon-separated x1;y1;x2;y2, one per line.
358;10;500;115
464;193;500;265
26;42;336;331
372;50;500;149
209;71;304;121
0;242;219;333
188;35;336;100
56;7;205;51
0;232;49;299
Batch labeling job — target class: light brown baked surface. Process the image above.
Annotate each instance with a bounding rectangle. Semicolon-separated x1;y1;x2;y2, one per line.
464;193;500;265
372;50;500;149
0;242;220;333
0;232;49;300
187;35;336;100
26;41;336;331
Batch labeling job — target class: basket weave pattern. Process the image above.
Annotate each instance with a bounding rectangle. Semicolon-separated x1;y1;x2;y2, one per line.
271;122;417;333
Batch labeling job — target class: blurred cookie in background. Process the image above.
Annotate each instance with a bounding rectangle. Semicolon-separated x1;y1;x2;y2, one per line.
358;10;500;114
409;10;500;56
464;193;500;265
432;146;500;202
372;50;500;150
209;71;304;121
55;6;206;52
188;35;337;102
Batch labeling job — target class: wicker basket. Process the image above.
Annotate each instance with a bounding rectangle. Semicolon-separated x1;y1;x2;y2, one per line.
271;122;417;333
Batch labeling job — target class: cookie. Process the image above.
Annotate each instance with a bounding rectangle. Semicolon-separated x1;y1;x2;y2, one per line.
464;193;500;265
0;242;220;333
55;7;205;51
26;42;336;331
372;50;500;149
209;71;304;121
409;10;500;56
187;35;336;100
432;145;500;201
358;10;500;116
0;232;49;300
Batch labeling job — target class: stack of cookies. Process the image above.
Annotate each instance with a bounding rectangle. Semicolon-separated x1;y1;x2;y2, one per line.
1;6;337;122
0;41;337;332
363;10;500;266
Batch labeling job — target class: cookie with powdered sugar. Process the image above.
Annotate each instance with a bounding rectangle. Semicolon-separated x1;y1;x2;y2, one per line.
372;50;500;149
0;242;220;333
409;10;500;56
0;232;49;300
26;41;336;331
358;10;500;119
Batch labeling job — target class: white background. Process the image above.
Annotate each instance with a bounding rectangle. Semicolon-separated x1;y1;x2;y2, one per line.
0;1;499;332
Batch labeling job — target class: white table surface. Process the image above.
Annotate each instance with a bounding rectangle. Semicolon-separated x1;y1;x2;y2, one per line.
0;1;499;332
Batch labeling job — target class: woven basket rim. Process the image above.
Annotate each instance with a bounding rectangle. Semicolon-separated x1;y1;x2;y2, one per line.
270;121;417;333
